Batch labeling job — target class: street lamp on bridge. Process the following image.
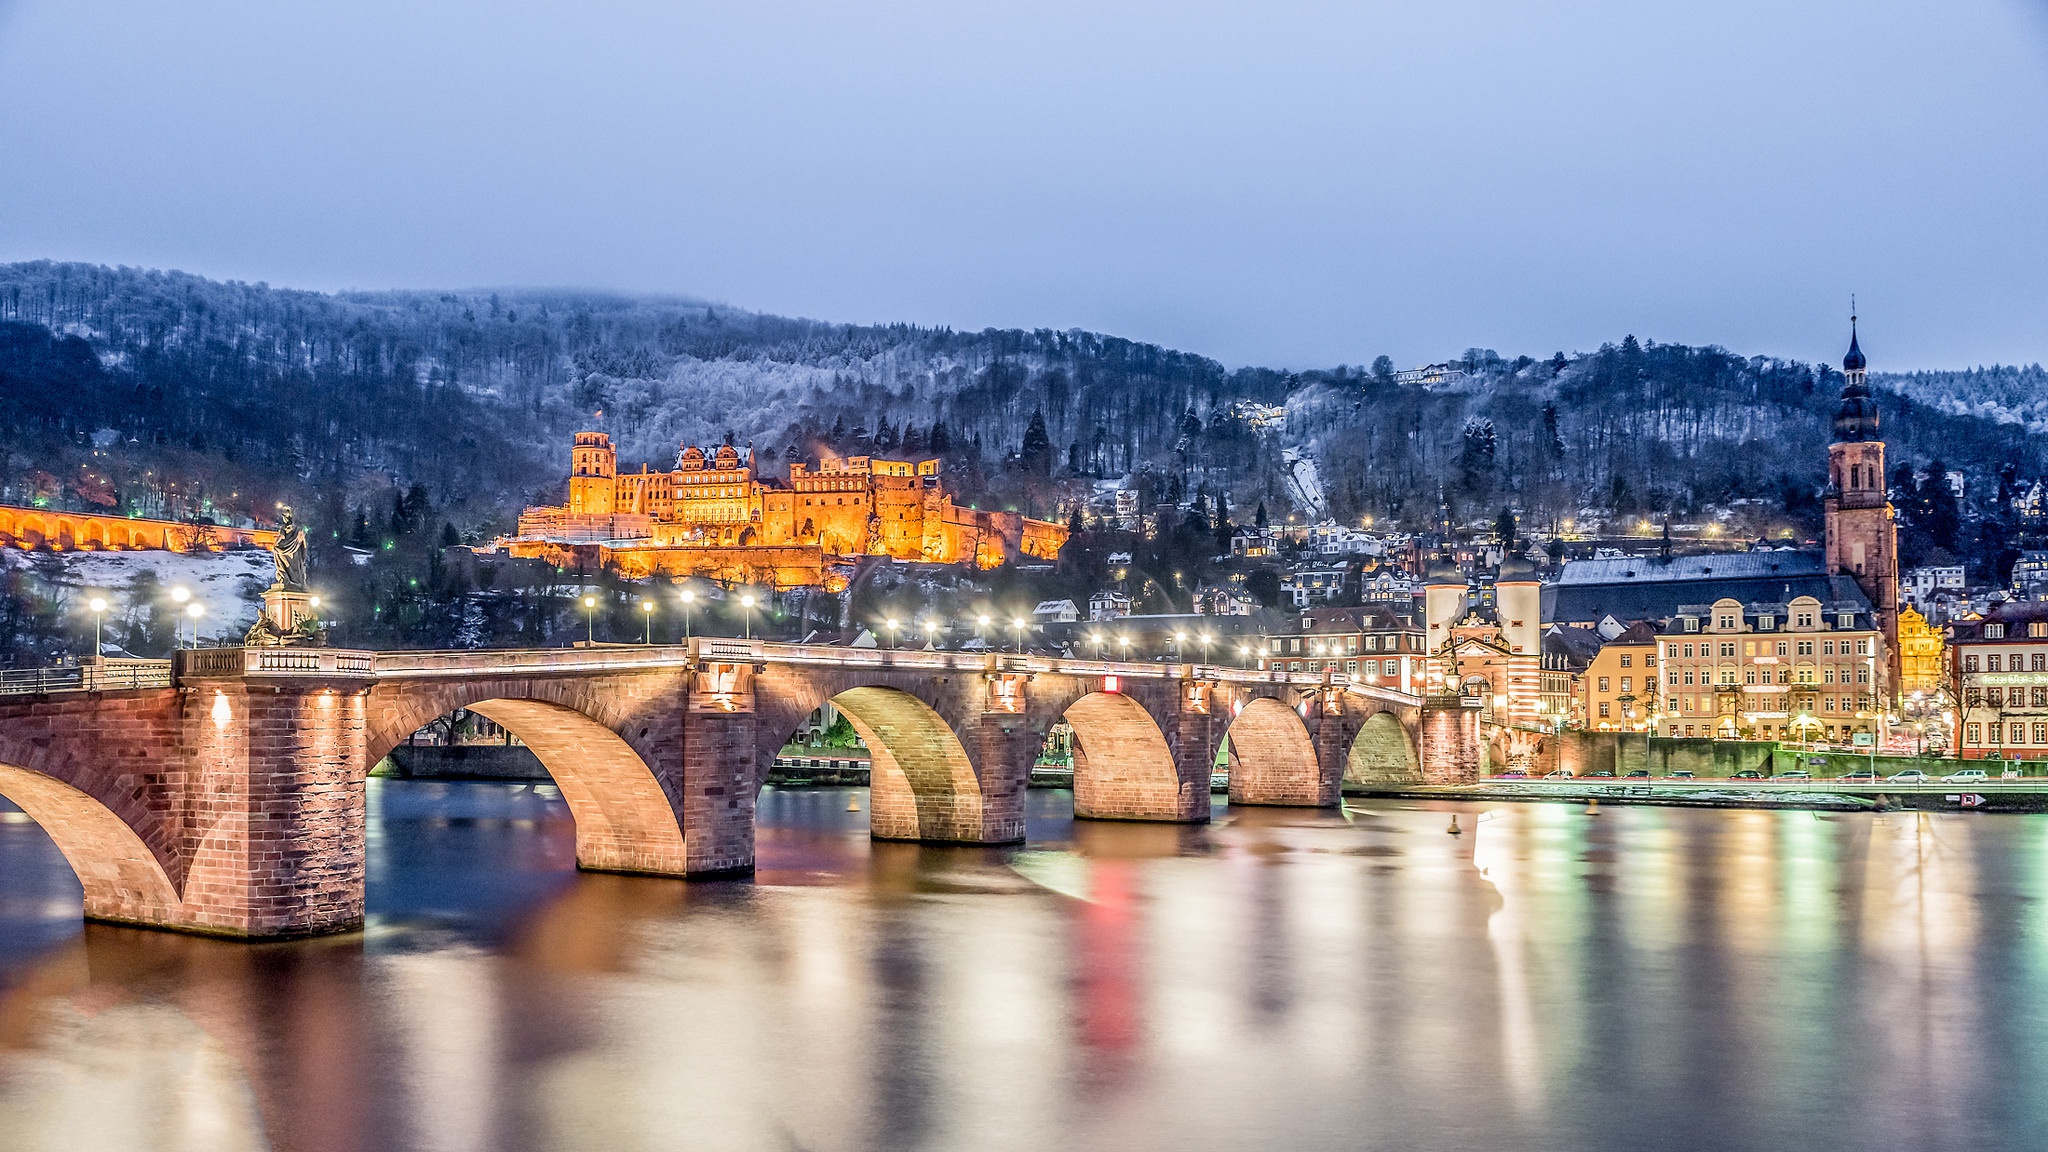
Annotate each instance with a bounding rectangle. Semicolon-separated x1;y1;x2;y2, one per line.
883;617;899;649
170;586;191;648
678;587;696;639
582;594;597;646
86;596;106;658
186;601;204;647
640;599;654;645
1012;617;1028;654
740;593;758;639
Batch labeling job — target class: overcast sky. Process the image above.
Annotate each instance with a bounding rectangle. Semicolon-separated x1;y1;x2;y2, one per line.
2;1;2044;370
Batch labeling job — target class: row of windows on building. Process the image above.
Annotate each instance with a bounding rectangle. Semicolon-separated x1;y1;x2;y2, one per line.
1666;638;1871;659
1962;686;2048;708
1678;610;1856;632
1960;652;2048;671
1667;665;1872;686
1270;658;1411;676
1268;634;1418;654
1665;693;1874;714
1965;722;2048;746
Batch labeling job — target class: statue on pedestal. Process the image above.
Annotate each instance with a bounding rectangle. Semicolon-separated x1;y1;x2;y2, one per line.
246;507;323;646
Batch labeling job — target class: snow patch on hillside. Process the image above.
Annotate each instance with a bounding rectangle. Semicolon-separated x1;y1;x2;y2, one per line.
0;550;271;644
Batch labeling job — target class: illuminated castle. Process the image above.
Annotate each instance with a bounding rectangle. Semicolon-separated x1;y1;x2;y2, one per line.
499;432;1067;587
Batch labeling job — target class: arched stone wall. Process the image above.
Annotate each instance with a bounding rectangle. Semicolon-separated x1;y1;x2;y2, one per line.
1222;697;1325;806
1062;691;1193;821
366;673;691;875
830;686;985;842
0;762;185;926
1344;710;1421;786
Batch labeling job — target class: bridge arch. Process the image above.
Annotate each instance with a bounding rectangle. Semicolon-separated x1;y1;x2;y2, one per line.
1062;690;1191;821
366;683;689;876
1344;709;1422;786
0;754;184;928
827;686;985;842
1222;696;1325;806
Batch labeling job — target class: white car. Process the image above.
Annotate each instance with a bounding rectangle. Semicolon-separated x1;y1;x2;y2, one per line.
1942;769;1989;784
1887;770;1929;783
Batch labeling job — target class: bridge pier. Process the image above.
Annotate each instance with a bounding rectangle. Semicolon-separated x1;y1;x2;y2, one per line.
680;660;761;873
1417;697;1484;784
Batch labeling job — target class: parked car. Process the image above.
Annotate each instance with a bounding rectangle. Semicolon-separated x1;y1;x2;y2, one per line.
1583;769;1616;778
1543;768;1574;779
1494;769;1529;780
1624;769;1651;779
1887;769;1929;783
1837;769;1880;782
1942;768;1989;783
1730;770;1764;780
1770;770;1811;781
1668;770;1696;778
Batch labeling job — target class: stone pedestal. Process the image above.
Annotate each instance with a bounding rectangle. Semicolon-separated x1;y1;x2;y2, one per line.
265;587;317;632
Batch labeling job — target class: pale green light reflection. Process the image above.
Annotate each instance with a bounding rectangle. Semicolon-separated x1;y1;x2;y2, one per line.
1775;810;1837;956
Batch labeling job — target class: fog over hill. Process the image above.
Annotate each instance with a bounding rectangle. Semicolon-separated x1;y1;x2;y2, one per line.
2;260;2043;547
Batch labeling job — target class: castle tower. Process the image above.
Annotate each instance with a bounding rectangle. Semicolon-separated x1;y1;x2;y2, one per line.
568;431;618;515
1821;317;1900;699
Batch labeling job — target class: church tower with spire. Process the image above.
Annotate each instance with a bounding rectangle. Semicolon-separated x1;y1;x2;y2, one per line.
1822;315;1900;697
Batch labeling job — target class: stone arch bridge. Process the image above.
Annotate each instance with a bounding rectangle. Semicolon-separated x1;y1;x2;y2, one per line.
0;640;1487;939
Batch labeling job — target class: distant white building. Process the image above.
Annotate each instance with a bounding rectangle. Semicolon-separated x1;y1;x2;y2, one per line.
1033;598;1080;624
2013;551;2048;591
1194;587;1255;616
1114;489;1140;531
1306;520;1382;557
1088;591;1132;621
1902;565;1967;607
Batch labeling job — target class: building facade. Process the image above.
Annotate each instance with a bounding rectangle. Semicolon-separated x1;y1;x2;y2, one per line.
1582;621;1660;732
503;433;1067;586
1896;605;1945;699
1949;602;2048;761
1262;605;1427;695
1656;593;1886;743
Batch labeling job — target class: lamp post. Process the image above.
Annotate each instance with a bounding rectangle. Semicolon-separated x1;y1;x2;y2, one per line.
1172;631;1186;661
884;617;899;649
679;587;695;639
740;593;757;639
1199;632;1213;666
976;614;991;648
641;600;654;645
582;594;597;646
1118;634;1131;663
170;586;191;649
186;601;205;647
1012;617;1027;654
87;596;106;658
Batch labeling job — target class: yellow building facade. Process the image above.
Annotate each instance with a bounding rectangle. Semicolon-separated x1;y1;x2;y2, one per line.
1896;605;1944;698
502;432;1067;587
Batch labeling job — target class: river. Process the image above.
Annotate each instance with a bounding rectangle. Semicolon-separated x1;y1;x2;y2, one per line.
1;781;2045;1151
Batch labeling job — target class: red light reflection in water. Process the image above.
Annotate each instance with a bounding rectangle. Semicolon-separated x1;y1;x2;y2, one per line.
1072;858;1142;1093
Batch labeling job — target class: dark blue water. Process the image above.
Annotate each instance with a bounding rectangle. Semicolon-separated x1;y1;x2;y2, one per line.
2;783;2046;1151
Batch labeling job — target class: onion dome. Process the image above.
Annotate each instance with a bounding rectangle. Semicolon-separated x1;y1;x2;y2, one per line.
1425;551;1464;585
1842;322;1866;373
1832;319;1879;442
1498;553;1538;582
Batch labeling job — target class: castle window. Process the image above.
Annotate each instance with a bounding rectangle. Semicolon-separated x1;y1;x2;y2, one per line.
1620;654;1632;667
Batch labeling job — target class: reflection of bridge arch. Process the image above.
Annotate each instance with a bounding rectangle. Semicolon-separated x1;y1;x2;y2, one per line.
366;679;690;876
